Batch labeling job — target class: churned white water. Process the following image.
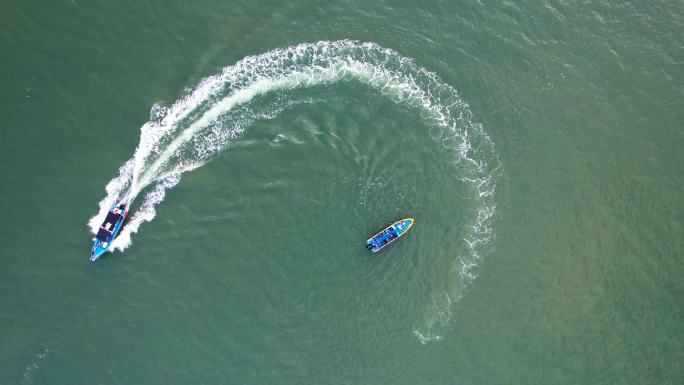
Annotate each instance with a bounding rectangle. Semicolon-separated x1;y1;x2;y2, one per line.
88;40;501;342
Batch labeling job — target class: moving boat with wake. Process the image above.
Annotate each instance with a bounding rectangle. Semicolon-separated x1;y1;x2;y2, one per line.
90;203;128;262
366;218;414;254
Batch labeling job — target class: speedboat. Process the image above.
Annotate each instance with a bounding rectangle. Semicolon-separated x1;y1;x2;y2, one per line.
366;218;414;254
90;203;128;262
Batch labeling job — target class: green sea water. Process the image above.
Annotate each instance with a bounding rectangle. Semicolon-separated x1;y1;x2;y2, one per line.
1;1;683;384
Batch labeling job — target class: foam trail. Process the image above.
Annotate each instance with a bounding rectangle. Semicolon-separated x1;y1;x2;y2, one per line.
87;159;133;233
88;40;501;342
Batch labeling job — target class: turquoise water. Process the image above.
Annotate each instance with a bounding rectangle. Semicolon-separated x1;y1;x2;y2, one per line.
1;1;682;384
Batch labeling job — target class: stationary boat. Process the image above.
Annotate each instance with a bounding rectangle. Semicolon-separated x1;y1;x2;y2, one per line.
366;218;414;253
90;203;128;262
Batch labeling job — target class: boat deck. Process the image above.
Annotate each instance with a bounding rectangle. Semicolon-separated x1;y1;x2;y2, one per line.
366;218;414;253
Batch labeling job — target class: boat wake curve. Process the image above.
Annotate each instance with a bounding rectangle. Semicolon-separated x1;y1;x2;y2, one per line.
87;40;501;343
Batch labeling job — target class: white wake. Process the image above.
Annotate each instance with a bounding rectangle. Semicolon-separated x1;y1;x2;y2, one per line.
88;40;501;342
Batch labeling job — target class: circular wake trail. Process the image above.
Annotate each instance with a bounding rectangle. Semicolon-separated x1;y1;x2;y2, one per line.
88;40;501;343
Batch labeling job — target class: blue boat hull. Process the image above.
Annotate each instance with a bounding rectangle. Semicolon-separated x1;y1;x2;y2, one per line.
366;218;414;253
90;204;128;262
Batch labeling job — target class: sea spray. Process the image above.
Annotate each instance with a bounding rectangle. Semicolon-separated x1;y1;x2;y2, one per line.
88;40;501;342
